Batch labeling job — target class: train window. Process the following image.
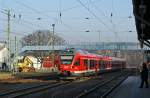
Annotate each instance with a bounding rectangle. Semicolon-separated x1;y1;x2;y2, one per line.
74;59;80;66
111;61;116;68
90;60;96;67
60;55;73;65
90;60;93;67
84;59;88;66
94;60;97;66
99;60;105;69
61;60;72;65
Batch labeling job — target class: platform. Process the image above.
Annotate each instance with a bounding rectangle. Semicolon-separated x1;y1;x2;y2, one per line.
108;75;150;98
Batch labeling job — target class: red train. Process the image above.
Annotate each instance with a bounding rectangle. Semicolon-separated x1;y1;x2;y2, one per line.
59;49;126;76
42;55;60;68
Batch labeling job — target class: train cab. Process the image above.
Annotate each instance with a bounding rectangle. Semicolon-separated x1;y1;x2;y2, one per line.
59;48;75;76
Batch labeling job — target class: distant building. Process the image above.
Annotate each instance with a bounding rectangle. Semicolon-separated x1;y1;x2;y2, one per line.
0;41;9;71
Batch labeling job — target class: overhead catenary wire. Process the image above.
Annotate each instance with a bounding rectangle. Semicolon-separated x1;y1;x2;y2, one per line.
13;0;103;32
8;12;46;32
1;10;48;30
89;0;126;42
14;0;43;16
0;12;36;35
59;0;101;12
0;29;27;37
13;20;36;31
14;0;104;32
4;0;100;14
110;0;117;41
13;0;76;31
76;0;114;32
59;0;62;21
13;0;56;27
0;0;136;43
88;0;120;42
12;0;81;44
0;14;46;38
1;13;78;43
89;0;115;25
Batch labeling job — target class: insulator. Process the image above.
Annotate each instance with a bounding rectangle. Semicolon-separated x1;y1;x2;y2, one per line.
13;14;15;18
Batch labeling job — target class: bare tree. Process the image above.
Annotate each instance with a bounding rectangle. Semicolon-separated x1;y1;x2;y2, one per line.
21;30;65;46
20;30;65;64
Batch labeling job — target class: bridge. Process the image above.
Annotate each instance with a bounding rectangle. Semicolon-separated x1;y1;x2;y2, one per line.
20;42;149;53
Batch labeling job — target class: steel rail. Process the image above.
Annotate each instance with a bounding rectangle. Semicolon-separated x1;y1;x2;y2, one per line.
0;76;92;98
75;73;130;98
0;81;69;98
100;74;129;98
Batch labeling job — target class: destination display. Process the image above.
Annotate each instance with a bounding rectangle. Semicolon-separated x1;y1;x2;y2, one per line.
60;56;73;60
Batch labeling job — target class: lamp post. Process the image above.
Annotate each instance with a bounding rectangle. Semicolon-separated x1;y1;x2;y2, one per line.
1;10;11;71
52;24;55;52
52;24;55;69
98;30;100;42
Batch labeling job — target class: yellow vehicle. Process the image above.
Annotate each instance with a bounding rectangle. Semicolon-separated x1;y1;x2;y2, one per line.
17;56;35;72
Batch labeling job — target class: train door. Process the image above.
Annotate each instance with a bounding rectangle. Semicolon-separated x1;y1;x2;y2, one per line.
73;58;80;68
99;60;105;70
107;61;111;69
95;60;99;75
83;59;88;70
89;60;97;73
105;61;109;70
109;61;112;69
83;59;90;74
104;59;111;70
87;59;90;72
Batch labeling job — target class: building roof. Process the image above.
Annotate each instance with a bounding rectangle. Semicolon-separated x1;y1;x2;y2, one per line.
132;0;150;47
21;45;66;52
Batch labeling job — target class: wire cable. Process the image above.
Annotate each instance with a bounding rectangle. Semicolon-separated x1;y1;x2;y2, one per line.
89;0;114;25
76;0;113;32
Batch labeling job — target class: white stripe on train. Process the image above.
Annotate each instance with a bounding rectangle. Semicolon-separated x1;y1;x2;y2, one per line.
73;68;111;74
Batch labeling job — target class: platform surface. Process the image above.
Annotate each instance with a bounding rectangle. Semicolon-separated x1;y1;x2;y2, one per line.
108;75;150;98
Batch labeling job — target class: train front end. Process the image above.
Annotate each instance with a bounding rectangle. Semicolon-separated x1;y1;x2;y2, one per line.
59;48;74;76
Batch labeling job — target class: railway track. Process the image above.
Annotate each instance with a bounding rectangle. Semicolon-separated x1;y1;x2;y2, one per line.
0;76;92;98
24;71;126;98
0;71;131;98
75;72;130;98
0;81;70;98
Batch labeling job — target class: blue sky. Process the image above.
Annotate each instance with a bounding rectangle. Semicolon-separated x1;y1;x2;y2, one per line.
0;0;138;43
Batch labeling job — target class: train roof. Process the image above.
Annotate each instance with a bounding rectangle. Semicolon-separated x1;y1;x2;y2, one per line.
76;50;110;59
77;50;126;61
61;49;125;61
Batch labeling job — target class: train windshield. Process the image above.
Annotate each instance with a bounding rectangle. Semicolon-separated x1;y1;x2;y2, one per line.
60;55;74;65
